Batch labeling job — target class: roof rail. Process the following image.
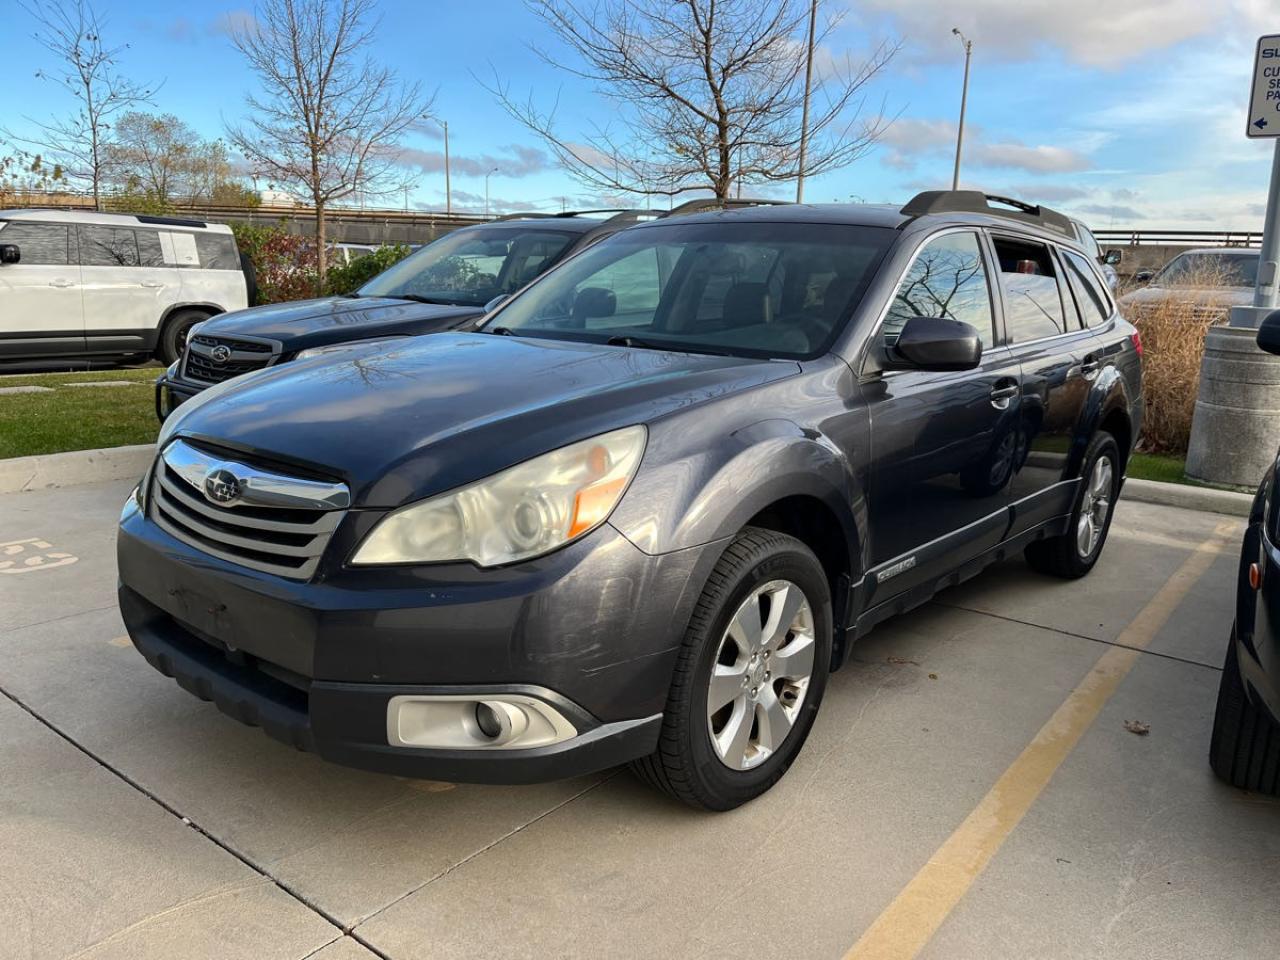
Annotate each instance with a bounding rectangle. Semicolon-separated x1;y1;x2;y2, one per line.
135;214;209;229
666;197;790;217
899;190;1074;238
492;208;647;222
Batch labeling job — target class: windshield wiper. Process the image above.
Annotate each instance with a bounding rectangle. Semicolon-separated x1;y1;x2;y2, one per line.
487;326;518;336
386;294;450;305
605;335;729;357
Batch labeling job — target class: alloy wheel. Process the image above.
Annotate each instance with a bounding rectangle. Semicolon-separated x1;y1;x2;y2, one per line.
706;579;816;770
1076;454;1114;558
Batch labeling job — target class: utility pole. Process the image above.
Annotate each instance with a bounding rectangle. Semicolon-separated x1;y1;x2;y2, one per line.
485;167;499;217
795;0;817;203
951;28;973;191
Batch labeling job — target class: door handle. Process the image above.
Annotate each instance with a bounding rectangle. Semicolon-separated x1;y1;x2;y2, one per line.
1081;354;1101;379
990;382;1019;409
139;281;164;288
48;279;75;288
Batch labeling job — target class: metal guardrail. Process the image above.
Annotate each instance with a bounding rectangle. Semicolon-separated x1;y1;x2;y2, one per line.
1094;229;1263;248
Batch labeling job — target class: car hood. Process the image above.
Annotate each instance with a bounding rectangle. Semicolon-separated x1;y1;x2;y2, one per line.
166;333;800;507
196;296;481;347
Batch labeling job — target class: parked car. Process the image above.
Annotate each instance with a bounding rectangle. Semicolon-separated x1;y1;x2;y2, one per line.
117;190;1142;810
333;242;380;265
1210;309;1280;796
1119;248;1259;322
154;209;664;420
0;209;248;365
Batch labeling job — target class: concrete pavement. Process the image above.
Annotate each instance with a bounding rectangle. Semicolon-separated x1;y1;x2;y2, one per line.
1;480;1278;960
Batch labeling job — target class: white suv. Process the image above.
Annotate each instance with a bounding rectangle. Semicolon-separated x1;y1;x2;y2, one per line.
0;209;249;365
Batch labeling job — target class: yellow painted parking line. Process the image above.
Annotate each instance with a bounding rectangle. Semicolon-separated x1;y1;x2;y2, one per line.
108;636;133;648
844;520;1238;960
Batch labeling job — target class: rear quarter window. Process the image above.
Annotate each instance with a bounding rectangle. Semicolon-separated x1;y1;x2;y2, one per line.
193;232;239;270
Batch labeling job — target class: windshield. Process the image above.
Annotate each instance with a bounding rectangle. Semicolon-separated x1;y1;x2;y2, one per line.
358;226;579;306
481;221;893;360
1157;252;1258;288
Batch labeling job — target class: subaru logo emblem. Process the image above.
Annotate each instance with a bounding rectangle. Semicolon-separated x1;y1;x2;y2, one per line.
210;344;232;363
203;468;242;506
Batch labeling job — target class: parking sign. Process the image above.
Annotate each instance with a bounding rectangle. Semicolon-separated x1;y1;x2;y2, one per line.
1248;34;1280;138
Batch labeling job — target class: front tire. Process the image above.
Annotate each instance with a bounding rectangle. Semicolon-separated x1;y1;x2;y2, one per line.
631;527;833;811
1025;431;1120;579
1210;632;1280;795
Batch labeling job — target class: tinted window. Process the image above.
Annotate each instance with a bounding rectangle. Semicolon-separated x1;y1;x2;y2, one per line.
1062;250;1110;327
883;231;994;347
992;236;1066;343
483;222;892;360
194;232;240;270
0;222;69;265
136;229;166;267
359;227;579;306
79;226;140;267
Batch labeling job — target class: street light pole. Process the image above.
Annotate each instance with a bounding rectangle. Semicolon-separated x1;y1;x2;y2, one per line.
442;119;451;217
795;0;817;203
485;167;499;217
951;28;972;192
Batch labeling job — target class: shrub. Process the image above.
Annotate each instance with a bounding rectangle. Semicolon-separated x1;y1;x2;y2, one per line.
1124;263;1237;455
323;245;413;296
230;222;321;304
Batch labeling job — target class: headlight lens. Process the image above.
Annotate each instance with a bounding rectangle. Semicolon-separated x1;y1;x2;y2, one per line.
295;337;406;361
351;425;647;567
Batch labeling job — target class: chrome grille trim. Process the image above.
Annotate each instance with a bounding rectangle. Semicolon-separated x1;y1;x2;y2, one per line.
182;333;281;385
149;440;349;580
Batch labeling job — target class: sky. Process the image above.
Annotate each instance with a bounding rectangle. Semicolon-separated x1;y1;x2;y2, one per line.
3;0;1278;228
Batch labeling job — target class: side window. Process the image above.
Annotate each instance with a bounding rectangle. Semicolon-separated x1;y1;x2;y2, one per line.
0;222;69;265
193;232;240;270
1062;250;1110;327
135;229;166;268
79;226;140;267
882;231;994;347
991;235;1066;343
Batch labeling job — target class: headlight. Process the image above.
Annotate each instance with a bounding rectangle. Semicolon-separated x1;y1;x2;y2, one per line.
351;425;647;567
165;360;179;378
295;337;406;361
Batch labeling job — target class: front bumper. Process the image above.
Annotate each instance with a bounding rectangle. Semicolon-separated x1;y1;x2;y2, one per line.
155;373;205;422
117;497;720;782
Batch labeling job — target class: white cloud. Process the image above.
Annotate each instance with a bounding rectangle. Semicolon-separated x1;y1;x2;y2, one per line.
856;0;1246;68
877;118;1090;174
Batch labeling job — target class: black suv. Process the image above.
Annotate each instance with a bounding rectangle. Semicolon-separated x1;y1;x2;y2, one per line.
118;191;1143;810
155;209;663;419
1210;311;1280;796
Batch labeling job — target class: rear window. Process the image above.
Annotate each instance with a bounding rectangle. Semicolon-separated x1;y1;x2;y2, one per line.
79;225;140;267
193;232;240;270
0;221;69;265
1062;249;1111;327
991;235;1067;343
136;229;166;267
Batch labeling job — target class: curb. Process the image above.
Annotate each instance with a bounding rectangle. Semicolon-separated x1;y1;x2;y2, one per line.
1121;477;1253;518
0;444;153;495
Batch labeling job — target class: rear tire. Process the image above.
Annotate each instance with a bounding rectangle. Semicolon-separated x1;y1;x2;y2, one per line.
630;527;832;811
156;309;210;366
1025;431;1119;579
1210;632;1280;795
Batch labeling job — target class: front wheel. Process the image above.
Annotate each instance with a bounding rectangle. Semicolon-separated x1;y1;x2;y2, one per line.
1025;431;1120;579
630;527;833;810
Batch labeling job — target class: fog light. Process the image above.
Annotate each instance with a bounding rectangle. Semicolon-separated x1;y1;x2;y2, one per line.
386;693;577;750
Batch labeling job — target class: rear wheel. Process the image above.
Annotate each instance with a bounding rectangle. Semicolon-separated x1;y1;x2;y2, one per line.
630;527;832;810
1025;431;1119;579
156;309;210;366
1210;632;1280;795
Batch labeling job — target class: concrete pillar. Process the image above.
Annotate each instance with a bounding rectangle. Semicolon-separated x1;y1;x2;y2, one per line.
1185;323;1280;487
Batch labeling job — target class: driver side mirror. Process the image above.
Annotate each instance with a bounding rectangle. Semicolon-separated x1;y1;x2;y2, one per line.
1134;269;1155;284
1103;249;1122;266
885;316;983;372
1258;309;1280;356
0;244;19;265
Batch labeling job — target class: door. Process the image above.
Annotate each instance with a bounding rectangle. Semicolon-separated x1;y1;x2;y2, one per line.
861;230;1020;603
0;220;84;358
78;224;153;351
990;234;1097;535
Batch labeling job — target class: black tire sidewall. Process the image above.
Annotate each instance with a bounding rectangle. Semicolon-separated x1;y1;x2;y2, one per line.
682;540;833;804
159;311;205;365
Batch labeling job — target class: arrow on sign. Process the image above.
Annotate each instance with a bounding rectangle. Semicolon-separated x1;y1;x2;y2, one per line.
1256;117;1269;130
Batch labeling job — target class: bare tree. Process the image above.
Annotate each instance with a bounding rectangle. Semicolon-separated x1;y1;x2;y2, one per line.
488;0;898;200
106;112;248;207
226;0;431;287
8;0;155;210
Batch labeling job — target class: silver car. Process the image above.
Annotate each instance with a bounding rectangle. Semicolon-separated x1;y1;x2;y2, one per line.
1119;248;1258;321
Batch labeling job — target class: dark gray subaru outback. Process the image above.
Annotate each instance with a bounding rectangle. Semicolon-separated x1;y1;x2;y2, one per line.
117;192;1142;810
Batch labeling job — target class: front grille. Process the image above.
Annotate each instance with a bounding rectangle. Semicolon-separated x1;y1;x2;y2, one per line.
148;441;348;580
183;334;277;385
